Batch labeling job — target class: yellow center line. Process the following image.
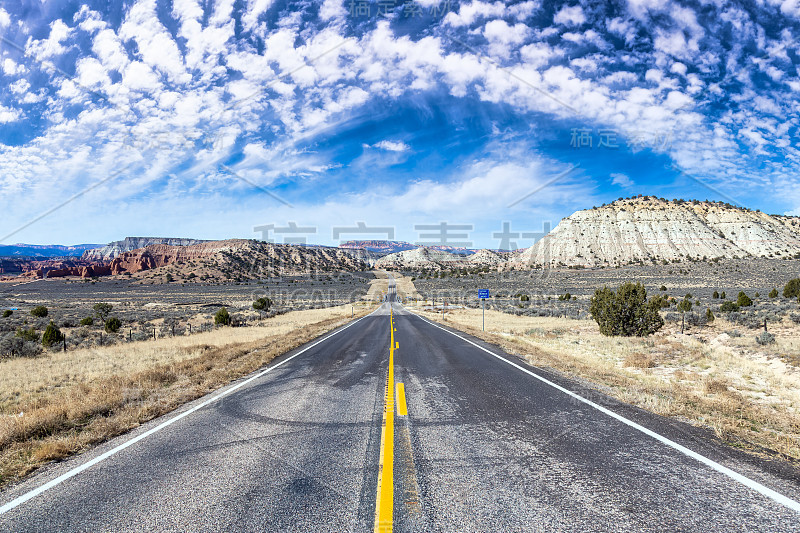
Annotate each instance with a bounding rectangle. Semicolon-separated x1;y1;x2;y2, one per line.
375;310;395;532
396;383;407;417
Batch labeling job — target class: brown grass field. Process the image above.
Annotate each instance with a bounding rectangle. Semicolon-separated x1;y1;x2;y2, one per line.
0;302;375;489
407;303;800;463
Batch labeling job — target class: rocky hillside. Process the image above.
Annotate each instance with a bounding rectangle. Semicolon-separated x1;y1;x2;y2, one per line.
82;237;209;261
509;197;800;268
374;247;506;271
109;239;369;282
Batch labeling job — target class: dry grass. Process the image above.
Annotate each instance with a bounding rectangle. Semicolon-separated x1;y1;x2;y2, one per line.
0;302;375;489
407;303;800;463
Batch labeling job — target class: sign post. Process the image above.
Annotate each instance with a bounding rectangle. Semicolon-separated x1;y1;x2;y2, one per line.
478;289;490;331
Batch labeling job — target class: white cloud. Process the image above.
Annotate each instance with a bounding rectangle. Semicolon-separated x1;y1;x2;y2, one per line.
553;5;586;26
242;0;275;31
610;172;634;187
367;140;410;152
0;105;21;123
0;8;10;28
26;19;73;61
319;0;347;21
444;1;505;27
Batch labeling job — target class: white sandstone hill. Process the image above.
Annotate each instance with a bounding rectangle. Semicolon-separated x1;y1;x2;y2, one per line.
509;197;800;268
374;247;507;271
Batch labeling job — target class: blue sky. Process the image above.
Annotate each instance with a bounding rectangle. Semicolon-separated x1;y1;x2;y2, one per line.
1;0;799;249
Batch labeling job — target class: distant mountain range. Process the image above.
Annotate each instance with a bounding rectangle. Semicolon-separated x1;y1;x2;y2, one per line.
339;240;480;256
0;243;101;258
5;198;800;278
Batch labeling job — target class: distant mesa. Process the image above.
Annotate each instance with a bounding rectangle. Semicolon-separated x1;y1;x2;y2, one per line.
82;237;210;261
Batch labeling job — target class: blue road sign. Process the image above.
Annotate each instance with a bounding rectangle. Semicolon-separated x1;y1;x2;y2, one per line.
478;289;490;299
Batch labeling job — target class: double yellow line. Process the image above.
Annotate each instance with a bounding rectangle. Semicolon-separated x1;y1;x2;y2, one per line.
375;310;397;532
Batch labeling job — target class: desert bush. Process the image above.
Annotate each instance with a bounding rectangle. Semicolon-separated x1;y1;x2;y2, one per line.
720;291;726;299
784;278;800;299
589;282;664;337
93;302;113;320
705;308;715;323
660;285;667;291
253;297;273;314
737;291;753;307
42;322;65;348
712;290;719;299
215;307;231;326
769;288;779;298
720;301;740;312
80;316;94;326
677;299;692;313
755;331;776;345
105;317;122;333
624;353;655;368
2;310;11;318
30;306;48;318
727;329;742;338
685;311;708;327
557;292;571;301
15;327;39;342
0;333;42;357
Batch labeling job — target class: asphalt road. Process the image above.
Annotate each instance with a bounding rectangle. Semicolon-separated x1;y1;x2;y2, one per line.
2;281;800;531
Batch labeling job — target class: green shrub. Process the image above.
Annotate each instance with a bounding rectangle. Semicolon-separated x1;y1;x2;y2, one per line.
15;327;39;342
252;297;272;315
589;282;664;337
2;310;11;318
557;292;571;301
737;291;753;307
660;285;667;292
784;278;800;299
519;294;530;302
93;302;113;320
712;290;719;299
677;299;692;313
80;316;94;326
30;306;48;318
215;307;231;326
720;301;740;312
705;308;715;323
720;291;726;299
105;317;122;333
769;288;779;298
42;322;65;348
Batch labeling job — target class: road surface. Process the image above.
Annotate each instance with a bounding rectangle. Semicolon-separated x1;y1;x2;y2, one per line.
1;281;799;531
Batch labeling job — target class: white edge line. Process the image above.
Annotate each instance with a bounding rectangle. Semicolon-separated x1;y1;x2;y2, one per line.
406;307;800;514
0;305;384;516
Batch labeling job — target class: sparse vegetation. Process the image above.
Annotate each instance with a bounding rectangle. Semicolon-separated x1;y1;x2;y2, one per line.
42;322;65;348
720;301;739;312
30;306;48;318
737;291;753;307
589;283;664;337
104;317;122;333
755;331;776;345
93;302;113;321
785;278;800;299
2;310;11;318
214;307;231;326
